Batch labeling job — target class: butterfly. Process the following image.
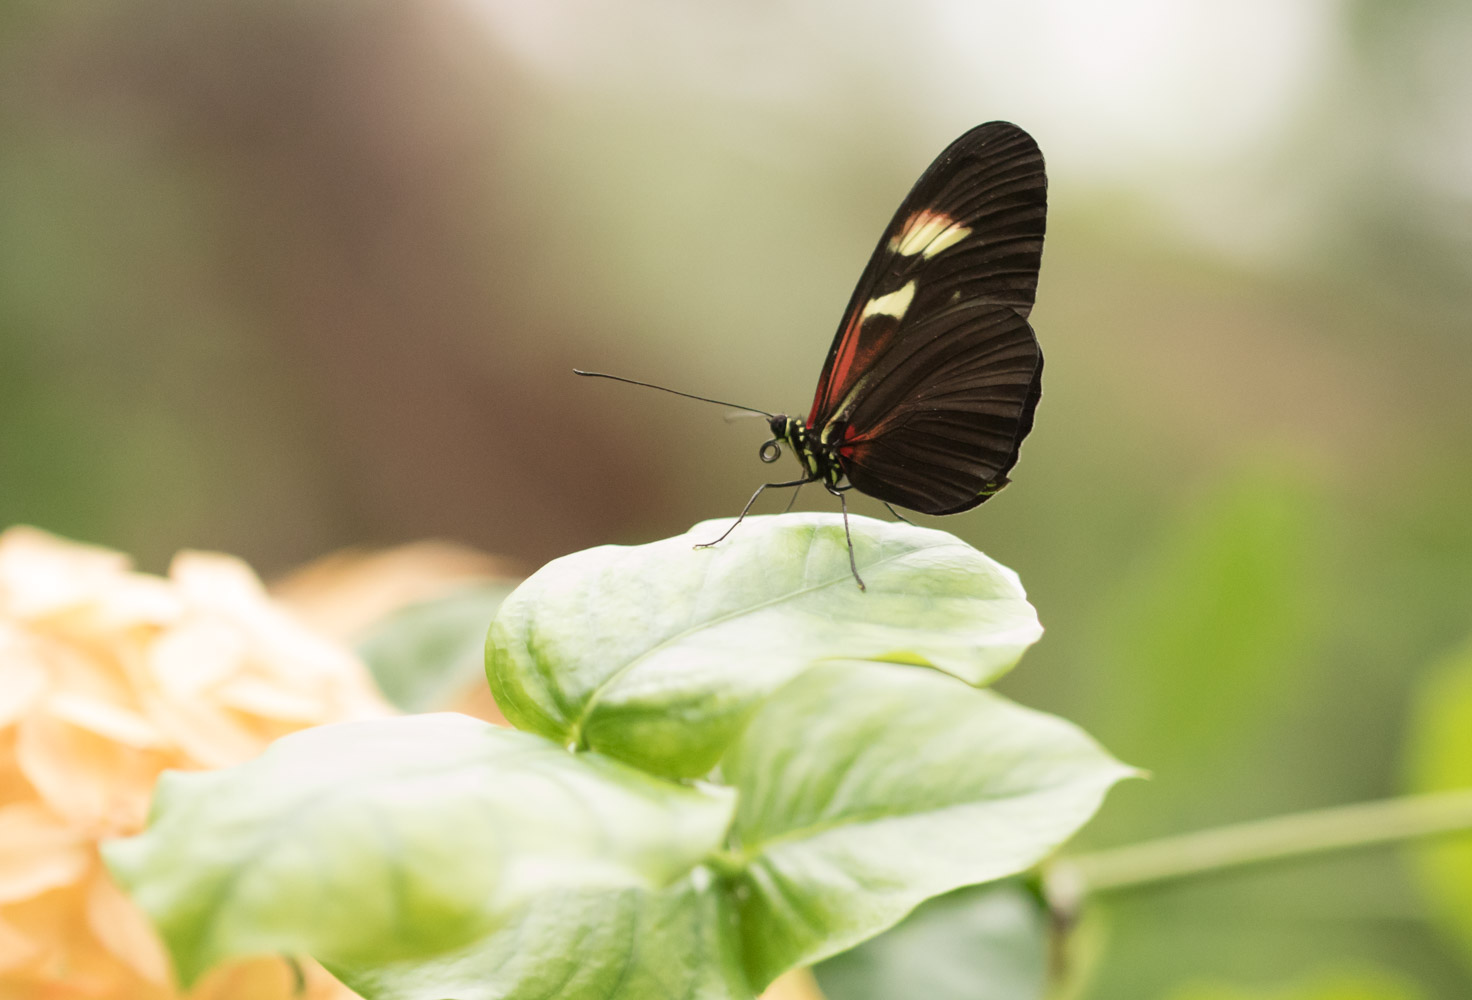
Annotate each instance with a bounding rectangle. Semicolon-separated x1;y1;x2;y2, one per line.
577;121;1046;589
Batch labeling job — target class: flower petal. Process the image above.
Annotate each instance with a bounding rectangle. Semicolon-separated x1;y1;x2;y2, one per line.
0;803;89;902
86;869;171;985
0;527;131;620
212;677;322;722
47;694;164;750
147;619;244;700
138;691;264;769
15;712;163;833
0;910;41;970
0;644;46;730
169;553;269;617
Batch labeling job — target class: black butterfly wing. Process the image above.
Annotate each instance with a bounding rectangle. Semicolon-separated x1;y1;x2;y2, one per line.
807;121;1046;430
835;302;1042;514
806;121;1046;514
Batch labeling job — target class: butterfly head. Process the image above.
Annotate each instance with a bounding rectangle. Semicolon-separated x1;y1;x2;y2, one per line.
760;415;803;464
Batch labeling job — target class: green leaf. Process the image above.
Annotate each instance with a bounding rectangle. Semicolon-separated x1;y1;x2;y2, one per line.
103;714;735;987
357;583;516;712
721;661;1134;988
487;513;1042;777
333;877;751;1000
812;881;1049;1000
1089;470;1324;766
1404;636;1472;968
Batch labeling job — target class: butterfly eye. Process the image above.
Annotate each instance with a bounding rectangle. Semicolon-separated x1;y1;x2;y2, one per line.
759;439;783;463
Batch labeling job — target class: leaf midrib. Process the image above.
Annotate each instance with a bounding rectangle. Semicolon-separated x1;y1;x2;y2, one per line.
565;532;942;745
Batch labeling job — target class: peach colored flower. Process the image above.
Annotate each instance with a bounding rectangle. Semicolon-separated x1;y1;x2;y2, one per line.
0;526;391;999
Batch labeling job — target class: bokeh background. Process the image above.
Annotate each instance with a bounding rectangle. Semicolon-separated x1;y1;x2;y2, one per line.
3;1;1471;997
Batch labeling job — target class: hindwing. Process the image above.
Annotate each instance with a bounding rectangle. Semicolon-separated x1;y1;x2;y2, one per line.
836;302;1041;514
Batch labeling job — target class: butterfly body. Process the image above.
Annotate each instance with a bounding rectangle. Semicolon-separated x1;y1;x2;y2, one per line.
763;415;841;487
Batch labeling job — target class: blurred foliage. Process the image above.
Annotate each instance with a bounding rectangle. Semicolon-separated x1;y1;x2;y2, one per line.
1071;463;1327;837
3;0;1471;996
812;881;1048;1000
355;582;515;712
1165;968;1425;1000
1405;639;1472;973
1049;462;1472;997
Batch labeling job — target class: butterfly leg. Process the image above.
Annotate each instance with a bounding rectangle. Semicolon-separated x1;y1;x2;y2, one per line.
782;482;804;513
838;491;866;591
695;476;816;549
882;502;915;525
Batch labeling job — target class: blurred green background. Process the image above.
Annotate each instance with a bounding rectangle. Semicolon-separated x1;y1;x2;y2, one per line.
3;1;1470;997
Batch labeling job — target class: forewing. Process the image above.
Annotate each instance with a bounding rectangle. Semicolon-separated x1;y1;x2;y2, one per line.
836;303;1042;515
808;121;1046;426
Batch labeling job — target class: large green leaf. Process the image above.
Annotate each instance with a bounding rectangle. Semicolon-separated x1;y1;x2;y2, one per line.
487;514;1042;777
720;660;1134;988
812;880;1049;1000
357;582;517;712
1404;636;1472;969
103;714;735;986
335;877;751;1000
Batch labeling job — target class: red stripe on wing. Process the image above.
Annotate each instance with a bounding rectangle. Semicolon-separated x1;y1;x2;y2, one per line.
808;312;861;425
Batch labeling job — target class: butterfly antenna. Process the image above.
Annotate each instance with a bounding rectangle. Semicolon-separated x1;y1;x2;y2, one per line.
574;370;774;419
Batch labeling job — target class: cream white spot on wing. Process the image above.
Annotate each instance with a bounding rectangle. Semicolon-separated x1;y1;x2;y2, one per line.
860;280;915;321
921;222;970;258
887;210;972;258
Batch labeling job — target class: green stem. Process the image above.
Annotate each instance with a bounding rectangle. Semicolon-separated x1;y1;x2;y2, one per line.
1053;787;1472;897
